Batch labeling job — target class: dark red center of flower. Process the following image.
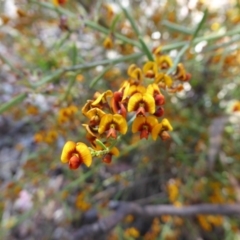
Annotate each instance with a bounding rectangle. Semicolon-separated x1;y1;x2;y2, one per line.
136;103;146;116
106;124;117;139
140;125;149;139
69;155;82;169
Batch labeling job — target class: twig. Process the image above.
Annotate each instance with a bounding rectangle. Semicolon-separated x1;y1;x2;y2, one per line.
72;201;240;239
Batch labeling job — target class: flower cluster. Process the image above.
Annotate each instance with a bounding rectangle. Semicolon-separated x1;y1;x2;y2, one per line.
61;47;191;169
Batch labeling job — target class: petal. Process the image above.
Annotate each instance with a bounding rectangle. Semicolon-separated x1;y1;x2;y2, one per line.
81;100;93;116
110;147;120;156
76;142;92;167
164;75;173;87
127;85;146;97
156;55;173;69
111;91;122;114
127;64;137;76
85;108;106;119
103;36;113;49
113;114;128;134
143;61;158;77
161;118;173;131
121;81;131;101
175;63;186;80
153;45;162;56
61;141;76;163
129;68;143;82
92;90;113;106
146;83;160;96
98;114;113;134
132;116;146;133
151;123;163;140
142;93;155;114
154;72;165;84
146;115;158;130
127;92;142;112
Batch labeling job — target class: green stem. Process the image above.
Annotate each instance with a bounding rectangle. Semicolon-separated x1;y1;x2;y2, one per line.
191;8;208;43
33;69;65;88
62;74;77;101
0;93;27;115
117;0;153;60
162;20;193;35
30;0;141;48
0;53;23;76
117;1;140;36
64;52;144;72
85;20;141;48
162;26;240;52
167;43;190;75
95;139;108;150
139;37;154;61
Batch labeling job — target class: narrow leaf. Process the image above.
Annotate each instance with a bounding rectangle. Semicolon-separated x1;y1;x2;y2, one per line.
0;93;27;115
162;20;193;35
139;37;154;61
191;8;208;42
33;69;65;87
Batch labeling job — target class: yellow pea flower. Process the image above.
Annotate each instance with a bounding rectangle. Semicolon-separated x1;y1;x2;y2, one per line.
103;36;114;49
98;114;128;138
143;61;158;78
155;73;173;88
85;108;106;126
128;92;155;116
152;118;173;141
82;100;94;116
174;63;191;81
91;90;113;109
127;64;138;76
61;141;92;169
132;115;158;139
156;55;173;69
147;83;165;106
128;67;143;84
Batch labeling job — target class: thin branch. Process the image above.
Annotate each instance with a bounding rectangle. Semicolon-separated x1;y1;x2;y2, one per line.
72;201;240;239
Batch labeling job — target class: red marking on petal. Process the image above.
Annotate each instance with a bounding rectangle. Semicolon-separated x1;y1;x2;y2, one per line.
106;127;117;139
136;106;146;116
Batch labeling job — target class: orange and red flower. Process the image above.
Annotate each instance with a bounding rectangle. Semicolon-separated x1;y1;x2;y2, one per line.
61;141;92;169
143;61;158;79
98;114;128;138
152;118;173;141
132;115;158;139
128;92;155;116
